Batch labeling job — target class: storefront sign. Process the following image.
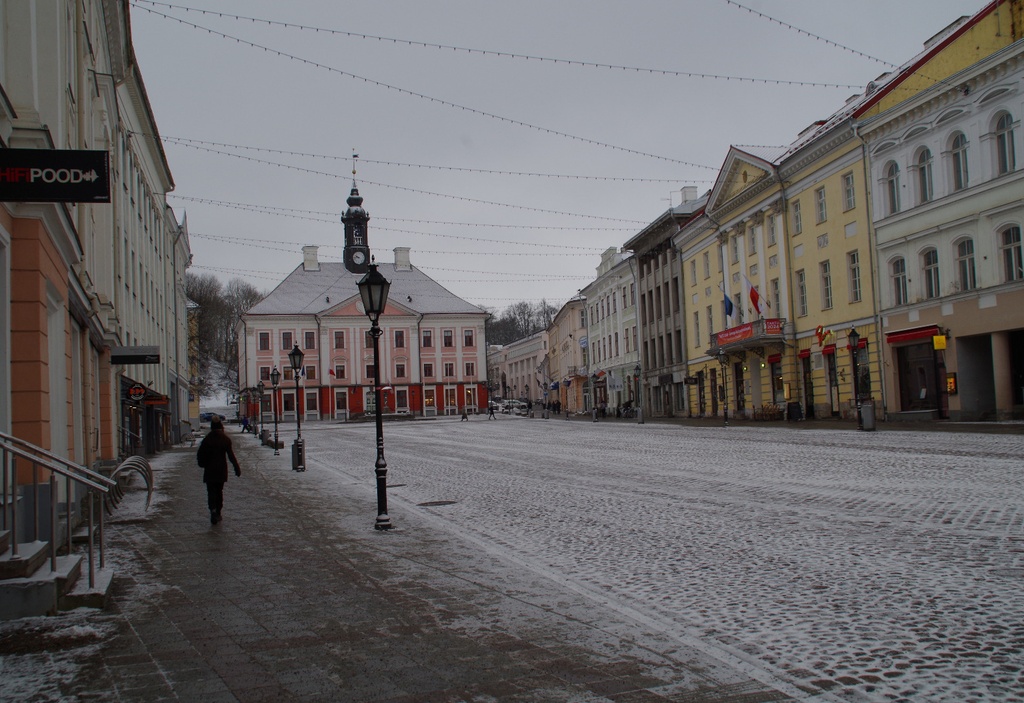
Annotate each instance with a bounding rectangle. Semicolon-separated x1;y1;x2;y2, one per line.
128;383;147;402
110;345;160;365
0;149;110;202
933;335;947;350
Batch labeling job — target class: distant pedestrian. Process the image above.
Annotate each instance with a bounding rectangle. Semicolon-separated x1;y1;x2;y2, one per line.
240;416;249;434
461;409;469;421
487;404;496;419
196;417;241;525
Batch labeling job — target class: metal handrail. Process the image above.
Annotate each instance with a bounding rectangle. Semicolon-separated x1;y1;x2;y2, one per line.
1;434;114;594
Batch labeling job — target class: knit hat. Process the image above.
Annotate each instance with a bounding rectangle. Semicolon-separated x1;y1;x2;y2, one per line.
210;417;224;430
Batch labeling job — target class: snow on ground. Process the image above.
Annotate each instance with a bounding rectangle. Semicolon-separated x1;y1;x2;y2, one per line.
298;418;1024;702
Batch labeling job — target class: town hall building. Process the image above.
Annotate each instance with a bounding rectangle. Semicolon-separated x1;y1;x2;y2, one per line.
238;186;489;421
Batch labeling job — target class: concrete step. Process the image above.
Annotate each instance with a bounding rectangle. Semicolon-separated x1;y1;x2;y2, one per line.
59;566;113;611
0;554;83;620
0;530;9;554
0;540;49;580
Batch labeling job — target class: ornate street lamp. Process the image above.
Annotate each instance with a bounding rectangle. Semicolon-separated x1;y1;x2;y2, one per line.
255;380;265;440
357;263;393;531
288;344;305;471
270;366;281;456
717;350;729;427
849;326;863;430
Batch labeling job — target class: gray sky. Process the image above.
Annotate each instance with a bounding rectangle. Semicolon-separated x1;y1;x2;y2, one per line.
130;0;986;313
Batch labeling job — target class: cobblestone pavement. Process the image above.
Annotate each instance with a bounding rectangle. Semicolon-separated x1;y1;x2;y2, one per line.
302;417;1024;703
1;422;832;703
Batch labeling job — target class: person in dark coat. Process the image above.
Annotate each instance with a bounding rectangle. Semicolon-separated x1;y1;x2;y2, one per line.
196;417;241;524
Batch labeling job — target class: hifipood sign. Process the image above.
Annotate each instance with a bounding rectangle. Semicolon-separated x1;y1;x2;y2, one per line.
0;149;110;203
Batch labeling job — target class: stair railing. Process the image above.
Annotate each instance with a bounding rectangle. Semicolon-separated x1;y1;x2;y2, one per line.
0;431;115;589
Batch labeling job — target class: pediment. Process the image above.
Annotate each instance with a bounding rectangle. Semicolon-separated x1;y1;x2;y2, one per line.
708;147;777;214
322;296;416;318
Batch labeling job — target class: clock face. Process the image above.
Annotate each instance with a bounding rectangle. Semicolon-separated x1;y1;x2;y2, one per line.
352;251;366;265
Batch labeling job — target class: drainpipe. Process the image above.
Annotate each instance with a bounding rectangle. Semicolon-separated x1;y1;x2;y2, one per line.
851;120;887;419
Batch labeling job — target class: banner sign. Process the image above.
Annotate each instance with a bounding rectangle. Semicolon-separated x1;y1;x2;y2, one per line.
0;149;110;203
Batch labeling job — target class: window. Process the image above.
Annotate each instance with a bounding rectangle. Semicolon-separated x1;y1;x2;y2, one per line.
731;234;739;263
282;331;292;350
815;187;827;223
820;260;833;309
748;228;758;255
706;305;714;339
951;132;969;191
885;161;901;215
703;252;711;278
394;363;405;379
848;251;862;303
464;329;474;347
443;362;455;377
259;366;270;381
305;365;316;381
767;215;777;246
917;148;934;204
690;260;697;281
334;364;346;380
423;363;434;377
1001;226;1023;282
796;269;808;316
922;248;940;299
393;330;405;348
892;257;908;306
793;200;803;234
956;238;977;291
443;330;454;347
365;364;376;379
693;312;701;347
422;330;433;347
465;362;475;377
334;331;345;349
770;278;781;312
304;331;316;349
258;332;270;351
842;173;856;211
995;112;1016;175
364;331;374;349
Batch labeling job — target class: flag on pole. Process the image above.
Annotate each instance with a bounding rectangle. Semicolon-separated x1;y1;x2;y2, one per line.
744;275;762;316
723;293;735;318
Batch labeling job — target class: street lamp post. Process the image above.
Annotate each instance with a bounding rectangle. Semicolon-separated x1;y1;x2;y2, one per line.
255;380;265;441
358;263;393;531
717;351;729;427
270;367;281;456
633;363;644;425
288;344;305;471
849;326;863;430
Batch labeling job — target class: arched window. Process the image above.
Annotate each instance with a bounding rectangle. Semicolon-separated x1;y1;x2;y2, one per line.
892;257;908;306
995;112;1016;175
917;148;934;204
885;161;901;215
922;248;940;299
956;238;976;291
951;132;969;191
1001;226;1023;282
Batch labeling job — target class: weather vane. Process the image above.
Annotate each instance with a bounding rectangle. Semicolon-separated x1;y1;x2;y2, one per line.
352;150;358;177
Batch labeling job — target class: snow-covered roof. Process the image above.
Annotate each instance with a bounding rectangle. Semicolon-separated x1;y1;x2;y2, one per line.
246;259;486;317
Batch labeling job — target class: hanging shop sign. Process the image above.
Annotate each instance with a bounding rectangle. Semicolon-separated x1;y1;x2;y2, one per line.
128;383;147;402
110;345;160;365
0;149;110;203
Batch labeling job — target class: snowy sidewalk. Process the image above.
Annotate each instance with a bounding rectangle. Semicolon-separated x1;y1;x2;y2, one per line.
0;434;808;702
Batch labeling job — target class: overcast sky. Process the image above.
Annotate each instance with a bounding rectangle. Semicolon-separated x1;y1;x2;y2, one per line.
129;0;986;314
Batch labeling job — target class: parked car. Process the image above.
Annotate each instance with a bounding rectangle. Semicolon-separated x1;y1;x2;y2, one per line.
199;412;226;422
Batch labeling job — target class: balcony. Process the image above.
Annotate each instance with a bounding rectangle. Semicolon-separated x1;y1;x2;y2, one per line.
709;318;788;357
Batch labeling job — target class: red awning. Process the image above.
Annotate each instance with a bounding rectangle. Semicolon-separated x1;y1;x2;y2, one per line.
822;344;836;356
797;349;811;359
885;325;940;345
767;354;781;364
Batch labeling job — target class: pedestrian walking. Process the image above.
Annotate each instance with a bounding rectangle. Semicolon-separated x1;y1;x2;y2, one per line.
487;404;496;419
196;417;241;525
241;415;249;434
461;409;469;421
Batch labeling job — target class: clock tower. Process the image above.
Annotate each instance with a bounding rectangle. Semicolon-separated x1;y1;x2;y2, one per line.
342;184;371;274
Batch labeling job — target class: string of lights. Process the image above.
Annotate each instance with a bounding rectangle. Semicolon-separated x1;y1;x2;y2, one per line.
157;137;652;223
133;4;718;168
152;134;692;183
132;0;864;90
167;195;639;231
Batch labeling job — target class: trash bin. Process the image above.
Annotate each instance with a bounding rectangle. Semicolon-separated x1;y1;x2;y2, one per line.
860;399;876;431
